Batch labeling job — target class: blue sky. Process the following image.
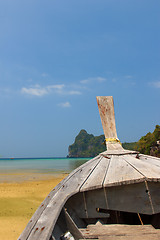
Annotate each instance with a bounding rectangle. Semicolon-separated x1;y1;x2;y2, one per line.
0;0;159;157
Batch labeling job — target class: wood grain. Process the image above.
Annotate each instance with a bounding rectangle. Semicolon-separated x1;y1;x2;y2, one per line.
103;155;144;187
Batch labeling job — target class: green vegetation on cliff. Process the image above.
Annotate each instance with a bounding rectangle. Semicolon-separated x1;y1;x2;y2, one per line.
68;130;106;157
122;142;137;150
135;125;160;157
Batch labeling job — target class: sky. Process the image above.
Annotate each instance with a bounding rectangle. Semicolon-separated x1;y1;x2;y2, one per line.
0;0;159;157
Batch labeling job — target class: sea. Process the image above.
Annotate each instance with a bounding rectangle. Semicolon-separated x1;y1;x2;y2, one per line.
0;157;91;182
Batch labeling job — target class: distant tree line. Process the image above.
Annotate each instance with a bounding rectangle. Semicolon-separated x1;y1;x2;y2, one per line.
68;125;160;158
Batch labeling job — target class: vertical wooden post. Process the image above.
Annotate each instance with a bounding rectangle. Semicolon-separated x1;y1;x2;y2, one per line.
96;96;123;150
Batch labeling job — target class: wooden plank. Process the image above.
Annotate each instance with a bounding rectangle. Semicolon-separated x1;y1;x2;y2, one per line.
65;203;86;228
147;182;160;214
64;209;85;240
96;96;117;139
80;156;110;191
139;154;160;168
18;155;100;240
51;207;67;239
140;154;160;161
107;142;123;151
80;224;160;238
101;149;138;156
98;234;160;240
103;155;144;187
65;190;109;219
123;155;160;181
65;192;87;219
24;156;101;240
82;189;110;218
104;182;153;214
96;96;123;150
81;235;160;240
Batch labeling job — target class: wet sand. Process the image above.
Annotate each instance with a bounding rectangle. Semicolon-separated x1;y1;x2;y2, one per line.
0;173;67;240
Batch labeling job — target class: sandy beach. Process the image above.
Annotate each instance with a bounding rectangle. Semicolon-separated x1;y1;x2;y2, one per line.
0;173;67;240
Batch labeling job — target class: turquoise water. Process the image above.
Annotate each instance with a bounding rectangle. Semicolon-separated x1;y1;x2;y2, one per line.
0;158;90;174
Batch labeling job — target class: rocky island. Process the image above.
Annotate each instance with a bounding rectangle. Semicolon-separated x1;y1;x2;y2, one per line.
68;129;106;158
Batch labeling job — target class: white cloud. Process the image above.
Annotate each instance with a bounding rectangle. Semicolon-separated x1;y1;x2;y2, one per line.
21;86;48;96
20;83;82;97
80;77;106;84
21;84;65;97
150;81;160;88
58;102;71;108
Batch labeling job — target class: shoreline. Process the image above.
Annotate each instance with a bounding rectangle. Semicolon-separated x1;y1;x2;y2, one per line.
0;173;67;240
0;171;69;183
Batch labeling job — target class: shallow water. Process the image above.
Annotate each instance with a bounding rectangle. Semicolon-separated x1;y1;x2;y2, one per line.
0;158;90;182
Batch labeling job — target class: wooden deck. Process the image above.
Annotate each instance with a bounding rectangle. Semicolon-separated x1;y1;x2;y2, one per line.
80;222;160;239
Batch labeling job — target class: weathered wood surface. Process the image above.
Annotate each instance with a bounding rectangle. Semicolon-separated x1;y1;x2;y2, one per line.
18;155;100;240
139;154;160;168
104;182;153;214
140;154;160;160
81;235;160;240
80;156;110;192
107;142;123;151
147;182;160;214
96;96;117;139
78;152;157;192
96;96;123;150
123;155;160;181
81;189;109;218
66;190;109;219
98;235;160;239
82;236;160;240
103;155;144;187
64;209;84;240
80;224;160;239
101;149;138;156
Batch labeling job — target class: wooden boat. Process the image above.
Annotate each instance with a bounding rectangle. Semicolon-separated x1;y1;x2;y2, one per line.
19;96;160;240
